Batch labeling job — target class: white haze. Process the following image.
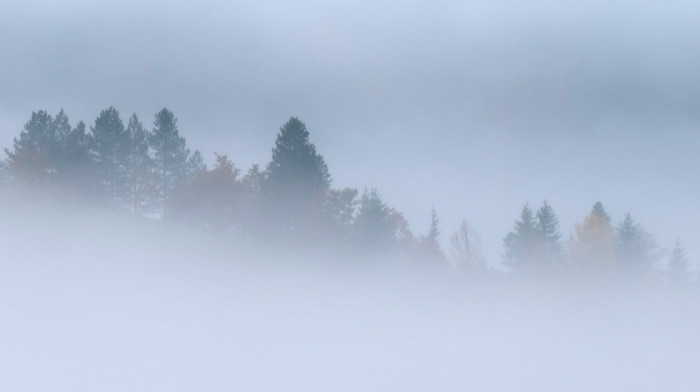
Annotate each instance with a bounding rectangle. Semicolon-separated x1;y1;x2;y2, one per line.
1;197;699;391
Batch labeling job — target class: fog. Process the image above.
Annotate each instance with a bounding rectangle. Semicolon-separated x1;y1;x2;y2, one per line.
2;198;700;391
3;0;700;261
2;0;700;389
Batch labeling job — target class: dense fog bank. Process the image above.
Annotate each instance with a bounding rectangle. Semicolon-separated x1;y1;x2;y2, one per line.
2;200;699;391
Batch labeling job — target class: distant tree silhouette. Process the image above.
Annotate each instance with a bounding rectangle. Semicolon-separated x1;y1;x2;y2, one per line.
667;239;691;285
615;213;658;277
503;204;538;273
449;219;486;272
262;117;331;240
150;108;191;210
569;202;615;275
90;107;129;204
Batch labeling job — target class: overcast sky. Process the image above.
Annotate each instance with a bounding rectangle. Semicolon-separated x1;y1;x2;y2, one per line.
2;0;700;263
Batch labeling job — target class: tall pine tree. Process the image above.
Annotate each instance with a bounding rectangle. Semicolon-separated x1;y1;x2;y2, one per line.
149;108;190;210
90;107;128;204
262;117;331;238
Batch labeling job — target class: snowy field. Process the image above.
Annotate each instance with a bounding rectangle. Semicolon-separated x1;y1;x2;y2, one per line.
1;204;699;391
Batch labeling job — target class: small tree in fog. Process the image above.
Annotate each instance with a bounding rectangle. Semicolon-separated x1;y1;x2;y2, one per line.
353;188;396;252
535;201;563;269
667;239;690;285
503;204;538;273
569;202;615;275
449;219;486;272
414;207;445;263
615;213;658;277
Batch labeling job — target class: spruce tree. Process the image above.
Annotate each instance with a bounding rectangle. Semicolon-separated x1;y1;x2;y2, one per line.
503;204;538;273
536;201;563;269
353;188;395;252
615;213;657;277
262;117;331;237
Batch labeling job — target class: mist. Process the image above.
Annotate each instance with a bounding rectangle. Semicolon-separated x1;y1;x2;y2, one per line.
3;0;700;389
2;195;699;391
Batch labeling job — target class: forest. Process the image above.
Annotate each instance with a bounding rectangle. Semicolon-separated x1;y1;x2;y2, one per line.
1;107;694;285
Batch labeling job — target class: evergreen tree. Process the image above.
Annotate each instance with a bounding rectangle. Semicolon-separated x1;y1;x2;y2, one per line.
90;107;128;204
262;117;331;237
187;150;206;176
615;212;657;277
150;108;190;209
5;110;62;183
123;114;156;214
353;188;396;252
535;201;563;269
503;204;538;273
323;187;358;243
667;239;690;285
59;120;93;193
592;201;611;223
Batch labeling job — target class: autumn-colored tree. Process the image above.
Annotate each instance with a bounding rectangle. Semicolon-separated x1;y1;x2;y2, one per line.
167;154;241;233
568;202;615;275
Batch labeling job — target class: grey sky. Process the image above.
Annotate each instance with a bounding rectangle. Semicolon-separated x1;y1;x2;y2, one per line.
2;0;700;263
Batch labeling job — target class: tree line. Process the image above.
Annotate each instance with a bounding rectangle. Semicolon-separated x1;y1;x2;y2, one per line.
0;108;694;284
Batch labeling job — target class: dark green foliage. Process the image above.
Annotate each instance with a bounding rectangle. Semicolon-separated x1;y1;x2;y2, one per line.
262;117;331;237
5;110;64;183
90;107;128;203
150;108;190;206
123;114;156;214
535;201;563;268
592;201;611;223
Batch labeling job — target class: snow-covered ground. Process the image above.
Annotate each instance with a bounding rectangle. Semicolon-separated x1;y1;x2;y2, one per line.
1;204;699;391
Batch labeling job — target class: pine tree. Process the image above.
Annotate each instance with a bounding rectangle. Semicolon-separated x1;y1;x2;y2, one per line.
535;201;563;269
5;110;62;184
667;239;690;285
353;188;395;252
59;120;93;193
187;150;206;176
615;212;657;277
90;107;128;204
262;117;331;237
503;204;538;273
149;108;190;209
123;114;156;214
